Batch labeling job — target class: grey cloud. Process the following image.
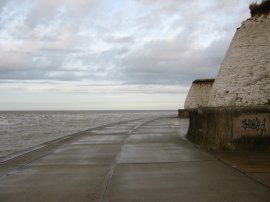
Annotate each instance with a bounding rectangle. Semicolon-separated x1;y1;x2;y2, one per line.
0;79;189;95
0;68;94;81
0;0;252;91
117;34;230;85
25;0;101;28
0;51;30;70
39;48;84;54
135;0;211;18
104;36;134;44
135;0;186;11
0;0;9;13
0;47;114;81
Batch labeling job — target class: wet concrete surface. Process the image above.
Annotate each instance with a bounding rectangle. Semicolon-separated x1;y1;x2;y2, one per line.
215;152;270;188
105;162;269;202
0;117;270;202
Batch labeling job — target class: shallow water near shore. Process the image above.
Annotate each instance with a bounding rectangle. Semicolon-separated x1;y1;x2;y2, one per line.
0;110;175;158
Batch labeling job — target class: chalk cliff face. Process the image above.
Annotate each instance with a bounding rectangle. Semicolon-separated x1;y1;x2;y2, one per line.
184;79;214;109
208;15;270;107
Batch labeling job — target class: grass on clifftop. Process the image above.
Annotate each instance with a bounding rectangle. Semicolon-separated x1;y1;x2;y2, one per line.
250;0;270;16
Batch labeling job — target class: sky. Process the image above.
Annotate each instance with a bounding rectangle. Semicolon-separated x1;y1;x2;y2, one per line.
0;0;254;110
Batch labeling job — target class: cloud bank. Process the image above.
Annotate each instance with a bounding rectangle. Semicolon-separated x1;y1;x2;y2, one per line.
0;0;252;109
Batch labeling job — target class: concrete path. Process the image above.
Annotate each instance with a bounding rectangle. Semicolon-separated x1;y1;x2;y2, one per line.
215;152;270;188
0;117;269;202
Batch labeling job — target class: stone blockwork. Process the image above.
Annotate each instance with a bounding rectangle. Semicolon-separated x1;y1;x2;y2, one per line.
187;106;270;151
184;79;215;109
208;16;270;107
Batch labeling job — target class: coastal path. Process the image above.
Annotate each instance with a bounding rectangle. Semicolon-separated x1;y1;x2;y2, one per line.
0;117;270;201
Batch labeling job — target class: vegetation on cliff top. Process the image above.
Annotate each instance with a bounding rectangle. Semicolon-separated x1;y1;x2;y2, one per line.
192;79;215;85
249;0;270;16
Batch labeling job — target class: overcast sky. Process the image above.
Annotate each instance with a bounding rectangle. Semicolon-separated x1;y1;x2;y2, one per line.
0;0;253;110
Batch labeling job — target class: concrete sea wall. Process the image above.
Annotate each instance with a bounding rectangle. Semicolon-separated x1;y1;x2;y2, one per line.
187;106;270;151
178;109;189;118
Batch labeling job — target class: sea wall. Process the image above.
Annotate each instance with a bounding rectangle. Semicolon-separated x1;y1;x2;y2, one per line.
178;109;189;118
208;16;270;107
187;106;270;151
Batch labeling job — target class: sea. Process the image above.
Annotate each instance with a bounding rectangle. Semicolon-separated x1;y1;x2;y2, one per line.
0;110;176;159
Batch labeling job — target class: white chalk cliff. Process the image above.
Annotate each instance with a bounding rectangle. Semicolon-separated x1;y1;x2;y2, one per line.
208;15;270;107
184;79;214;109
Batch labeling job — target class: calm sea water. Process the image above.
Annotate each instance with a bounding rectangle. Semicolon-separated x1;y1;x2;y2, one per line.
0;110;176;158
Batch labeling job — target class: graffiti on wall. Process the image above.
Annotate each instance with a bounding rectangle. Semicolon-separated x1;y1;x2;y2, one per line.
242;117;267;135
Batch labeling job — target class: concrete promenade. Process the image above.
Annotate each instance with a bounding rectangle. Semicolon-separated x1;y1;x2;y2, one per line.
0;117;270;201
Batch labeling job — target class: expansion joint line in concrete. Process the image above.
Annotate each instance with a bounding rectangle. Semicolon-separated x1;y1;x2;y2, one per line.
100;118;158;202
214;155;270;189
117;159;217;166
0;118;144;179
